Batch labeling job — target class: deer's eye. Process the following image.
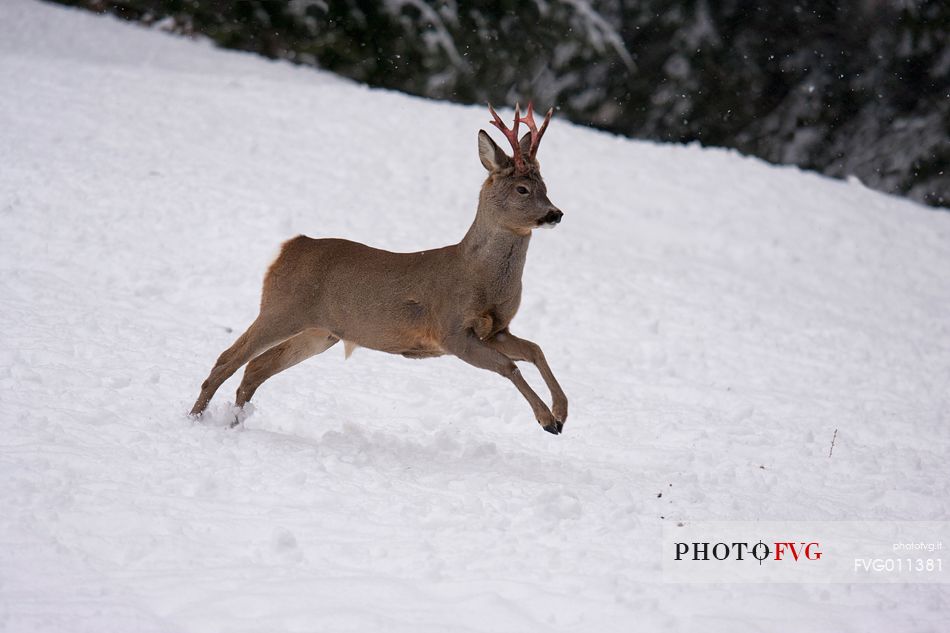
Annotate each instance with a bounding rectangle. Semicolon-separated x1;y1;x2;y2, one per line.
516;185;530;195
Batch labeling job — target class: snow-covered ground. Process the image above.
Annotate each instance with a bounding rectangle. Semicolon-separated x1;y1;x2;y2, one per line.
2;1;949;631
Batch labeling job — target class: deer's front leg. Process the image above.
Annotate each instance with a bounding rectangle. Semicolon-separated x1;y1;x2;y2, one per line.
445;331;561;435
485;330;568;432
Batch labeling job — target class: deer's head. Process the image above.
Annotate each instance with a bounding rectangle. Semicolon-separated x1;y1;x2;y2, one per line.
477;103;563;235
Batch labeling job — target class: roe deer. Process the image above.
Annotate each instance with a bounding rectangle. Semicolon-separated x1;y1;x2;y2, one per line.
190;103;568;434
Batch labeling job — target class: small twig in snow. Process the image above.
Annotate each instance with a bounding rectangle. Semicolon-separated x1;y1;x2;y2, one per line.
828;428;838;458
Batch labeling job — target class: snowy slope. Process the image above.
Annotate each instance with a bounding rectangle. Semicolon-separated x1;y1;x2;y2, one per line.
2;1;949;631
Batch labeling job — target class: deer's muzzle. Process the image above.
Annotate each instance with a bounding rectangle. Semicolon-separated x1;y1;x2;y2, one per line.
538;208;563;227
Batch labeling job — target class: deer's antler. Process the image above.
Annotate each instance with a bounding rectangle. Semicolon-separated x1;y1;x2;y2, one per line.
487;102;554;172
518;101;553;162
488;102;525;172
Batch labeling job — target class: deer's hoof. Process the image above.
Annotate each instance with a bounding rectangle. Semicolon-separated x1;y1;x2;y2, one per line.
542;422;560;435
229;403;252;429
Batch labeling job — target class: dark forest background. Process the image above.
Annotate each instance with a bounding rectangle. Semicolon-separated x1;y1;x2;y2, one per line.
51;0;948;207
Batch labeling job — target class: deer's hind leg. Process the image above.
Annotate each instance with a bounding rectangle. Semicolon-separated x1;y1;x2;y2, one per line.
189;315;303;418
235;327;339;409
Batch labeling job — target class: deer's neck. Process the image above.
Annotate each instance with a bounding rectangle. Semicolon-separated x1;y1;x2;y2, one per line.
459;207;531;287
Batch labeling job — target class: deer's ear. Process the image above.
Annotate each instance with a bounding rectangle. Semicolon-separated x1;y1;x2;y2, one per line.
519;131;532;158
478;130;511;172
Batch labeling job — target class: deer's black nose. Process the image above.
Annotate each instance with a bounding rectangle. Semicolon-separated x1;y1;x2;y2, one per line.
540;208;563;225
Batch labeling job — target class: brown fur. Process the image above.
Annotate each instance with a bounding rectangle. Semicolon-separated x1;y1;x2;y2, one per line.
190;116;568;434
